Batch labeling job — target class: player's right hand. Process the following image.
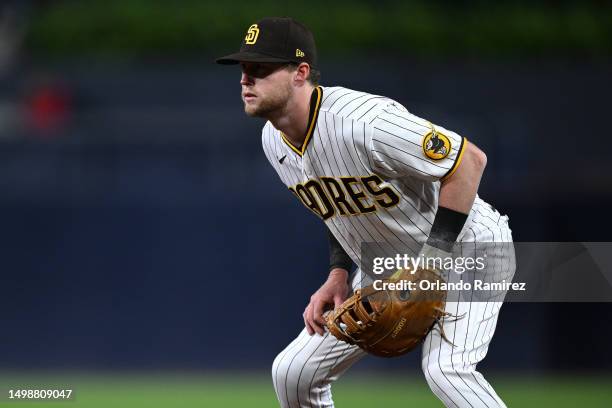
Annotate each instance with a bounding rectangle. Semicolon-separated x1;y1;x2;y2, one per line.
303;268;350;336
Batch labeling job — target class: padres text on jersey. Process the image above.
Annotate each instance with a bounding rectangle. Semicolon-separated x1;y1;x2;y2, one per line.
262;86;471;260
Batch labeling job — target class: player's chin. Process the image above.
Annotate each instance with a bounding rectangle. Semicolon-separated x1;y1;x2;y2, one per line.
243;101;264;117
243;104;259;117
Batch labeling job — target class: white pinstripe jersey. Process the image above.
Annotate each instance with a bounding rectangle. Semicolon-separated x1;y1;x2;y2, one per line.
262;86;497;265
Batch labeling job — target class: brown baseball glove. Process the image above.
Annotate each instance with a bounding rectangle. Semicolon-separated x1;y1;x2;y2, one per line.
325;266;450;357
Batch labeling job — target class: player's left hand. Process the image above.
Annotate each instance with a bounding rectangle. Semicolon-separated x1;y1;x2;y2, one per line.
303;268;350;336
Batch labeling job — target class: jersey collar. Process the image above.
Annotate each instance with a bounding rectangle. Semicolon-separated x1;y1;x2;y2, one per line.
280;86;322;157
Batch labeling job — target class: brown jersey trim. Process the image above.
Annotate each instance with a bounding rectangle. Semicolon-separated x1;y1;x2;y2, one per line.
281;86;322;156
440;137;467;182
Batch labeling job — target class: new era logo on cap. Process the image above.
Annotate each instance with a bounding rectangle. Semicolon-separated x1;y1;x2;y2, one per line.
216;17;317;68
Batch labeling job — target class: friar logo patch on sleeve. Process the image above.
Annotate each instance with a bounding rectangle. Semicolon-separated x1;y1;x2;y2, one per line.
422;124;451;160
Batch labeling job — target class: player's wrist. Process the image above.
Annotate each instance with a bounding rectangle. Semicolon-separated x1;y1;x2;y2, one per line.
419;243;452;261
328;268;349;281
426;206;468;252
417;243;453;278
328;228;353;273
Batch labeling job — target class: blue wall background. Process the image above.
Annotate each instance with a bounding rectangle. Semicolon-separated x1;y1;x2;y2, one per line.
1;60;611;372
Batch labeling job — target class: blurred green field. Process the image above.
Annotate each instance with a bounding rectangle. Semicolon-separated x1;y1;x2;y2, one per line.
1;372;610;407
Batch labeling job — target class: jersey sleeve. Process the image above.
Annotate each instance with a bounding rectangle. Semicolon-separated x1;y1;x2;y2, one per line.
369;101;466;182
261;122;276;165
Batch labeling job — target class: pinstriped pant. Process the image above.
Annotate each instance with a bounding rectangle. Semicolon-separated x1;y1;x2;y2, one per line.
272;211;515;408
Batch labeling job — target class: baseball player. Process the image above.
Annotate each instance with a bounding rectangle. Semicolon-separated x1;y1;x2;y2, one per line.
217;17;515;408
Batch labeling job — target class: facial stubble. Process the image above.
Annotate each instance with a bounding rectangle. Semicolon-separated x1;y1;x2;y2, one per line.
244;80;293;118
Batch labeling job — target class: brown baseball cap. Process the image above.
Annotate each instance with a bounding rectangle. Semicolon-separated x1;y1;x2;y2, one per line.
216;17;318;68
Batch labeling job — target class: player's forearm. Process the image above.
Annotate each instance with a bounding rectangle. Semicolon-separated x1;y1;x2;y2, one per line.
438;141;487;215
427;141;487;251
328;228;353;273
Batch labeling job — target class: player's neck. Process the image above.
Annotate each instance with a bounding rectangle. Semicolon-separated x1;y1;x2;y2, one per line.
269;84;315;148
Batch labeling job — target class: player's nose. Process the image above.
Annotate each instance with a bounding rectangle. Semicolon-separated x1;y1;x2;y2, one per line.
240;71;254;86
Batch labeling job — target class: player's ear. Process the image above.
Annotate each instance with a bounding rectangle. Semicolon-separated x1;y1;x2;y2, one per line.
293;63;310;84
